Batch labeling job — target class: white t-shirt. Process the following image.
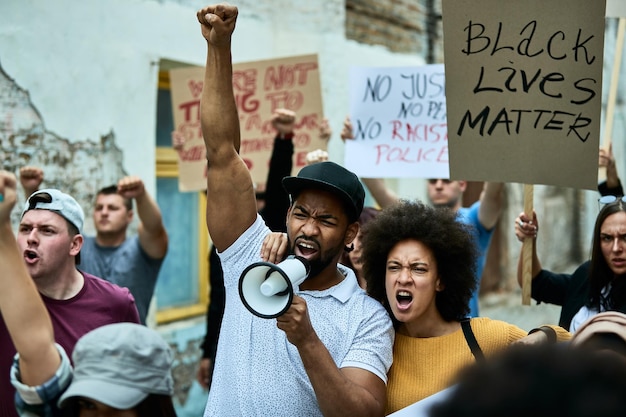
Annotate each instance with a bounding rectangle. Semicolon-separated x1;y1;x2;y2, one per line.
570;284;611;332
203;215;394;417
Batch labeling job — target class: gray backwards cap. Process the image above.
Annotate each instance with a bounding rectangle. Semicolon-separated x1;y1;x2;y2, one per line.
58;322;174;408
21;189;84;232
282;161;365;222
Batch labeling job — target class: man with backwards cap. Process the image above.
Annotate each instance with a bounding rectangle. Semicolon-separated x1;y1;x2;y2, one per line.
0;177;140;416
197;4;393;417
19;166;168;325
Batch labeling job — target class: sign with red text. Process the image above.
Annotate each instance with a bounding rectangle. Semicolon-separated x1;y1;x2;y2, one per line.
442;0;605;190
345;64;448;178
169;54;324;192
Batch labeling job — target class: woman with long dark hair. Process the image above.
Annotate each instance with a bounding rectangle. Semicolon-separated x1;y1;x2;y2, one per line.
515;197;626;332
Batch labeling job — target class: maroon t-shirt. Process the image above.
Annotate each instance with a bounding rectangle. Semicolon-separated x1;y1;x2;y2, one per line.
0;271;140;416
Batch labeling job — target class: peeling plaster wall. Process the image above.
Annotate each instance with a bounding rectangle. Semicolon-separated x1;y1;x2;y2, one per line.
0;0;193;197
0;64;128;233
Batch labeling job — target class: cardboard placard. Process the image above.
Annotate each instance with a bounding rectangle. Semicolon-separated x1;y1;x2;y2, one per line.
442;0;606;190
169;54;325;191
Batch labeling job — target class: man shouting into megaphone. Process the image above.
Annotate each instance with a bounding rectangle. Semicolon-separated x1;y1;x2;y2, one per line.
196;4;393;417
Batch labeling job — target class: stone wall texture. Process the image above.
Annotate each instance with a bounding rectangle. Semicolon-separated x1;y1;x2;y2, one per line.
346;0;444;62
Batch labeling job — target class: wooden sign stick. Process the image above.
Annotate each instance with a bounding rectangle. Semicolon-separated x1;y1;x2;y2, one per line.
521;184;534;305
599;17;625;180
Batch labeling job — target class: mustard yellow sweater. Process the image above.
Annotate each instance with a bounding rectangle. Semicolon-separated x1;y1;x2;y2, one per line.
385;317;571;415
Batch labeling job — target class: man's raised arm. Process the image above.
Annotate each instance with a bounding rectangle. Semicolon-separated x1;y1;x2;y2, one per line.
197;3;257;250
0;171;60;387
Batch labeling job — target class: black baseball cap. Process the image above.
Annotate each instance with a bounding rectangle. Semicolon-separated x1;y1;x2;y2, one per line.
282;161;365;222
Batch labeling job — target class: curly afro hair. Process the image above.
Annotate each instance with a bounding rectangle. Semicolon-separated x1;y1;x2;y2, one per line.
360;200;478;325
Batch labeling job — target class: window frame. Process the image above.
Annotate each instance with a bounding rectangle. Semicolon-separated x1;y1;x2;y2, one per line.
155;69;209;324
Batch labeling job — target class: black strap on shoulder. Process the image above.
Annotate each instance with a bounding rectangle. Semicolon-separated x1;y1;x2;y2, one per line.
461;318;485;362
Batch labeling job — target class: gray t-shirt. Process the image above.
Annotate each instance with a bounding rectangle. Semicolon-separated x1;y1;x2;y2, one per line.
79;235;163;323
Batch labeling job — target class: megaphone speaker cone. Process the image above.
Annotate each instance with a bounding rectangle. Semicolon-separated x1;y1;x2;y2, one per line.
238;256;310;318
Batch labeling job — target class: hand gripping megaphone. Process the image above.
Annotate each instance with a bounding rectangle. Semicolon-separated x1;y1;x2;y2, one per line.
238;255;310;318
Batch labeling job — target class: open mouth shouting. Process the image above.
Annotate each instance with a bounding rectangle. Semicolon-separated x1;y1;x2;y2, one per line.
294;237;319;260
395;290;414;312
24;249;40;264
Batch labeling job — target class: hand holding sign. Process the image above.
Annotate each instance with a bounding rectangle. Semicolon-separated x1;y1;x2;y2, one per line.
599;144;622;189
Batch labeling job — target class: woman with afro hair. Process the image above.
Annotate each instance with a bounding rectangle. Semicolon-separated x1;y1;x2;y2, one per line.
360;200;571;414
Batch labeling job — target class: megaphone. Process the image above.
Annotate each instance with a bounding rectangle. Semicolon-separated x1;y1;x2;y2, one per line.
238;255;310;318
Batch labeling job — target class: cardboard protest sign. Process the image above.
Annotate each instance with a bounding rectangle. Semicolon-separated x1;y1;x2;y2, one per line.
169;54;325;192
169;66;206;192
345;64;448;179
442;0;606;190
